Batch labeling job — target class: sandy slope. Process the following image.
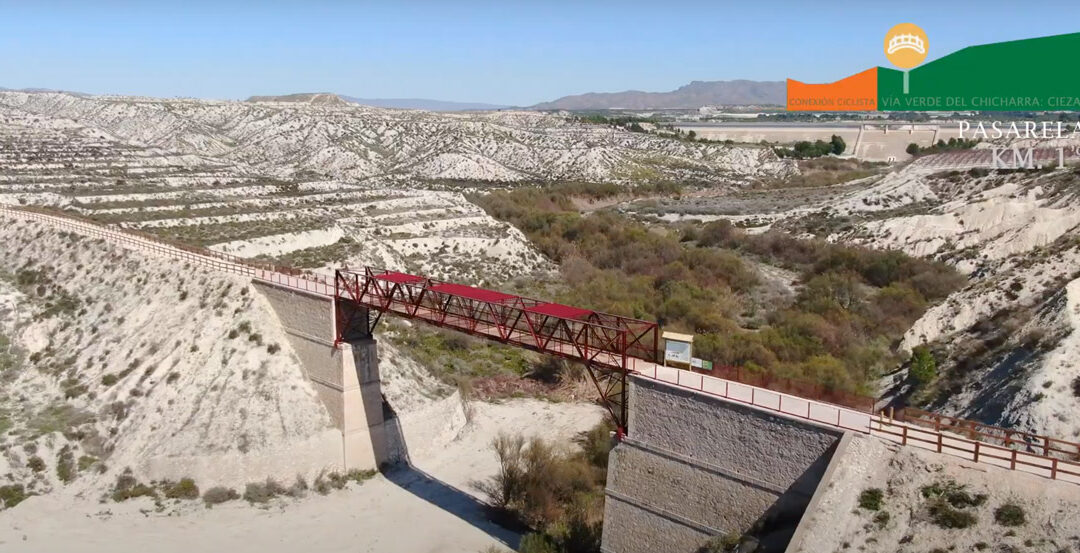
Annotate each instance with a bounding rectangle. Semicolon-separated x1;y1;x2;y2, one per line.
0;399;603;553
791;434;1080;553
0;216;339;494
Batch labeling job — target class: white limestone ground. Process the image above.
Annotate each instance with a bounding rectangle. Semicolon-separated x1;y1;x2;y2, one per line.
852;169;1080;439
0;89;794;549
0;212;604;553
4;91;795;285
0;216;338;494
0;400;601;553
0;91;794;186
791;433;1080;553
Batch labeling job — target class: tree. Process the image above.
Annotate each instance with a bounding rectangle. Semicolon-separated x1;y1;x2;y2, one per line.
906;143;920;155
830;134;846;155
687;130;697;141
909;346;936;386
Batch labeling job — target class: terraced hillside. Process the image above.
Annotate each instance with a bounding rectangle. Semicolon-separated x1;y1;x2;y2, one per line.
0;91;794;285
0;91;793;184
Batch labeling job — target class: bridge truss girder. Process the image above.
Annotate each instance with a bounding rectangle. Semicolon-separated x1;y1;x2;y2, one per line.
332;268;658;435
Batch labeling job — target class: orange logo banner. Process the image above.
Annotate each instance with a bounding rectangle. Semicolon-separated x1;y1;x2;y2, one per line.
787;68;878;111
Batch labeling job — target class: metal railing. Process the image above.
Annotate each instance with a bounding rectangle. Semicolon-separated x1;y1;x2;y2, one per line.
871;415;1080;485
706;364;875;413
5;204;1079;485
896;408;1080;462
631;360;873;434
631;360;1080;485
0;205;333;296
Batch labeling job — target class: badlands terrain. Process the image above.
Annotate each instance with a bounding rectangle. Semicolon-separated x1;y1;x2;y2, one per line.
0;90;791;549
631;154;1080;440
3;88;1080;549
0;91;790;284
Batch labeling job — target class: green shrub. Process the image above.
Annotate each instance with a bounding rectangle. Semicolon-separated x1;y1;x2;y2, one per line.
518;533;559;553
112;483;156;502
577;420;615;469
994;503;1026;527
202;486;240;506
164;478;199;500
858;488;884;511
77;455;98;472
101;373;118;386
921;480;986;508
27;455;45;472
479;430;604;534
111;469;157;502
0;484;28;509
345;468;377;484
909;346;936;386
56;446;76;483
699;532;741;553
928;499;976;529
873;510;890;528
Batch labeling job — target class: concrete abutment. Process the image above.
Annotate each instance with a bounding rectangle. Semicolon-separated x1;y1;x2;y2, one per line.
253;281;389;471
602;375;846;553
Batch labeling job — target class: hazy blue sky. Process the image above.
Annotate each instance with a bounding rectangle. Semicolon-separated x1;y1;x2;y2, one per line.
2;1;1078;105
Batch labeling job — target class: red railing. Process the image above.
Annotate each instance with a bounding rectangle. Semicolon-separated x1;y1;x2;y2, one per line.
334;267;661;435
870;416;1080;485
334;267;659;371
896;408;1080;462
6;204;1079;484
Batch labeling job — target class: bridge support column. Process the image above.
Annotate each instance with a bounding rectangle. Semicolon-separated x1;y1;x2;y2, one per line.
339;338;388;470
253;281;389;472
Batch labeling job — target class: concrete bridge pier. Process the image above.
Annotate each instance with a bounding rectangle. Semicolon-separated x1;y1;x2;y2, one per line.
254;281;389;471
601;376;845;553
339;338;389;469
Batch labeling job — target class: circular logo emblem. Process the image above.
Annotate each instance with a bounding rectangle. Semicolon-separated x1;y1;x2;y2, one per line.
884;23;928;69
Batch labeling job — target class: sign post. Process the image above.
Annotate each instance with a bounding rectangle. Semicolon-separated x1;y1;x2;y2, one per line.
662;331;694;370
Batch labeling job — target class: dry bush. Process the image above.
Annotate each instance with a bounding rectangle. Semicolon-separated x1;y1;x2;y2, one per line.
202;486;239;505
243;478;287;503
163;478;199;500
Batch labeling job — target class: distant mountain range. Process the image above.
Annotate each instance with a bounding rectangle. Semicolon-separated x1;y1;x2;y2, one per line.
529;80;786;110
9;81;787;112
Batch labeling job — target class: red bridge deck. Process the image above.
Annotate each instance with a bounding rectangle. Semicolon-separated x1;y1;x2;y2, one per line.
334;268;660;432
334;268;659;371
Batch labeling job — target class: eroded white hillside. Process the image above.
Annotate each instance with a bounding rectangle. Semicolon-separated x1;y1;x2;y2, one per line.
0;91;795;184
0;216;339;496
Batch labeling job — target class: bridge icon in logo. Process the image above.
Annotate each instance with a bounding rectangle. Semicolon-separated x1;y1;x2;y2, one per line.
887;33;926;55
884;23;929;93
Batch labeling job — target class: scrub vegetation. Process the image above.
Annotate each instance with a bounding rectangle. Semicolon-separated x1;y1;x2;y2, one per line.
482;421;613;553
475;186;964;394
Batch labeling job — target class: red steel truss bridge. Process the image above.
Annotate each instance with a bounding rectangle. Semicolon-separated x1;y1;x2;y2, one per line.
5;206;1080;484
334;267;659;435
